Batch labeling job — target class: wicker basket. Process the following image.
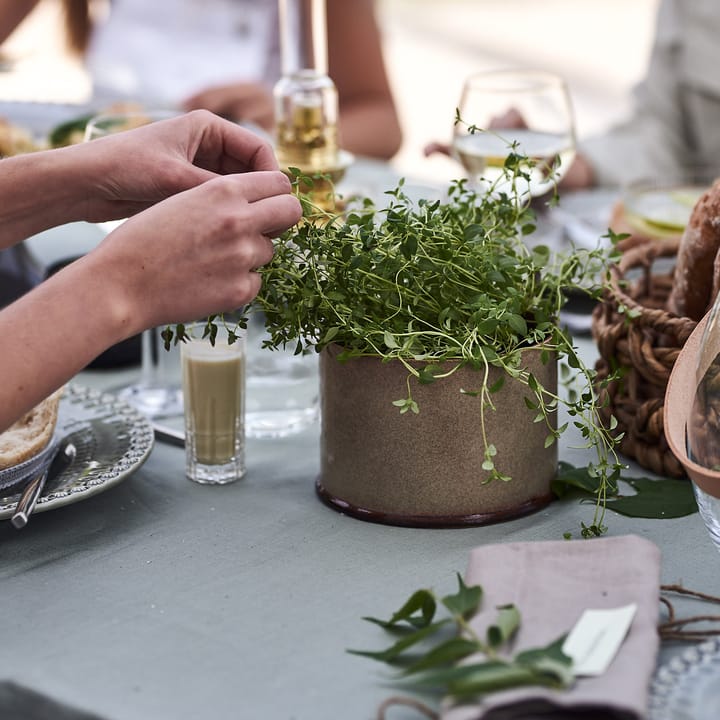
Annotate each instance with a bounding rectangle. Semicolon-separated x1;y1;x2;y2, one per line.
591;237;697;477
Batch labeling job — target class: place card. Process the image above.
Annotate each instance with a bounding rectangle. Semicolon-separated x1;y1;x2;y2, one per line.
562;603;638;676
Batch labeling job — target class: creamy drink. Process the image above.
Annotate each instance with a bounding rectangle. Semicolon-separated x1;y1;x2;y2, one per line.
181;327;246;484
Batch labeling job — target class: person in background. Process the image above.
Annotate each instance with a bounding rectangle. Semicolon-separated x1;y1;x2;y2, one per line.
426;0;719;191
562;0;720;190
0;0;401;160
0;110;302;433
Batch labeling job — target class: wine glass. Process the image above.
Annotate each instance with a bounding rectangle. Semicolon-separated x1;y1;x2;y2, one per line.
452;69;576;198
84;110;183;419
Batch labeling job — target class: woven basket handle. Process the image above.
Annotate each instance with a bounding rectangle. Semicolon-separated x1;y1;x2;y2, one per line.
664;311;720;497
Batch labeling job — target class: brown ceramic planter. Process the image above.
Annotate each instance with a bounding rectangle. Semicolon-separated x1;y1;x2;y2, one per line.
317;345;557;527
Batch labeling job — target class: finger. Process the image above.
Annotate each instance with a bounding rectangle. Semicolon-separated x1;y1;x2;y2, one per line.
249;193;303;237
251;235;275;270
232;170;294;204
189;110;279;172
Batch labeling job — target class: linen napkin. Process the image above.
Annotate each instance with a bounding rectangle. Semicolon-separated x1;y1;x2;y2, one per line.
442;535;661;720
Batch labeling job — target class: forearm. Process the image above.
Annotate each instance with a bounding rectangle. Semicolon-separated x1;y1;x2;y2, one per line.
339;99;402;159
0;251;140;433
0;148;91;248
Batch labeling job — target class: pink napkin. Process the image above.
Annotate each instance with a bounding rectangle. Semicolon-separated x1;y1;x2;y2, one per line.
442;535;661;720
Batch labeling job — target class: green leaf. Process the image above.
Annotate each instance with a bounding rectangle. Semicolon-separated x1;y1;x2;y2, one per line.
409;659;568;698
441;573;483;620
364;589;437;629
515;635;574;687
487;604;520;647
552;461;611;497
515;634;569;667
348;619;450;663
605;477;698;518
383;330;399;349
403;637;479;675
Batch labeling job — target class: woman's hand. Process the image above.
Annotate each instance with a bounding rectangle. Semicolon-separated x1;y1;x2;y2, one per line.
0;109;285;247
84;169;302;331
74;109;280;223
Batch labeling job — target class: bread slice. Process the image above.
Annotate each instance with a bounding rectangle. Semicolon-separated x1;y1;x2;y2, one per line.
0;388;64;469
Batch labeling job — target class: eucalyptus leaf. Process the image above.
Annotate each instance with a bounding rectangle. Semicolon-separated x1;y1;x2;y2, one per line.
605;477;697;518
486;604;520;647
403;637;479;675
441;573;483;620
348;619;450;663
364;588;437;629
553;461;618;498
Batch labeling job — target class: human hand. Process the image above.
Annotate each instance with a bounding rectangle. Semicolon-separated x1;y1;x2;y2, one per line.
83;169;302;331
72;109;279;223
182;83;275;132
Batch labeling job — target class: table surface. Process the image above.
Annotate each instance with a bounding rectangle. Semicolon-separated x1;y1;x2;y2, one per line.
1;110;718;718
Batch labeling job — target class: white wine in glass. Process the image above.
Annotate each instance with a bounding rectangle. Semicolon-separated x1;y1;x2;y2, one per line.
453;69;576;198
84;110;183;419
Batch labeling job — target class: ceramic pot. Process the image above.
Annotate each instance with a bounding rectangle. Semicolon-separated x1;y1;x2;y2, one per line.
317;345;557;527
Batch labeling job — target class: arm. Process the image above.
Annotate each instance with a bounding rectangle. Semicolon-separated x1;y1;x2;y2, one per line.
0;111;302;431
0;0;40;45
0;109;280;247
327;0;402;159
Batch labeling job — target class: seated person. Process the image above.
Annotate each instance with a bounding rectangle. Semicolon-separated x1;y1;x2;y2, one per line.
0;0;402;160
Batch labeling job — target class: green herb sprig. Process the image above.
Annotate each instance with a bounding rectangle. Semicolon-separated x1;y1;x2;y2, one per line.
349;574;574;705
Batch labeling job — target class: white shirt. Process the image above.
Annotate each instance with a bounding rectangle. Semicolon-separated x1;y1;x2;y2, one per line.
86;0;280;107
581;0;720;186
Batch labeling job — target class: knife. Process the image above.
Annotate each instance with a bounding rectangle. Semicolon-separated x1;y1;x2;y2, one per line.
11;441;76;529
152;422;185;448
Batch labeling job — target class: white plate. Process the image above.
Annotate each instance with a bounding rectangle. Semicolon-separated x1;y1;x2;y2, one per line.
0;384;154;520
649;638;720;720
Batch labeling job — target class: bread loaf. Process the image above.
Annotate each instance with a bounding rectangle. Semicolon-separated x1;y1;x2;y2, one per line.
0;389;63;469
668;179;720;320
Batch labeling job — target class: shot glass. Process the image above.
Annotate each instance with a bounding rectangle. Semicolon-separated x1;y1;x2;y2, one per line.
181;324;246;484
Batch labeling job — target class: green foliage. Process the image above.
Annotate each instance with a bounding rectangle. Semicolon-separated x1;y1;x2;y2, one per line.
349;574;574;705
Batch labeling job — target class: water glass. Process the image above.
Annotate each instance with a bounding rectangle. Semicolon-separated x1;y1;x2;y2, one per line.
181;324;246;485
245;312;319;438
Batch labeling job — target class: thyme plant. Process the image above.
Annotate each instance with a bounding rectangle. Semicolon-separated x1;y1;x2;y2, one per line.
257;165;622;536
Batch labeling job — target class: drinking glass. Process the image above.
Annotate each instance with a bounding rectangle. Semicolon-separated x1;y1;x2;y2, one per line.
181;323;246;485
452;69;576;198
84;110;183;418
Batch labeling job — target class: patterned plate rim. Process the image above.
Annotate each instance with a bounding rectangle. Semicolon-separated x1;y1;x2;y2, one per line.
0;384;155;519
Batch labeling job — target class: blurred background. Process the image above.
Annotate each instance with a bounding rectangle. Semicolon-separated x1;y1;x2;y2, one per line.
0;0;659;182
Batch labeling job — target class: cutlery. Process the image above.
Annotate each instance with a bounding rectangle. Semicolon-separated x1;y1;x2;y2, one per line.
152;422;185;448
11;441;76;529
